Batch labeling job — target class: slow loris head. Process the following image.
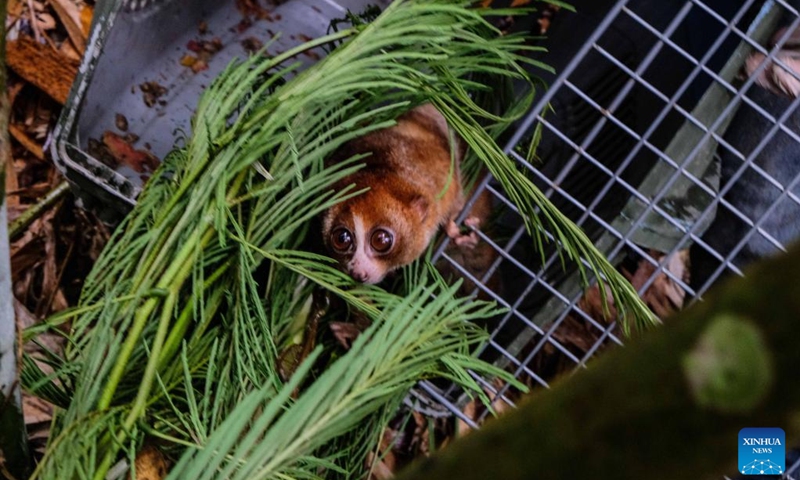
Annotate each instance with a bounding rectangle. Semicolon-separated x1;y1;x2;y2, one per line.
321;180;434;284
320;104;462;284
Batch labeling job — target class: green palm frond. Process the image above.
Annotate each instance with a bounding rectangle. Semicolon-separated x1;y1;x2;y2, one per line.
166;282;502;480
23;1;654;478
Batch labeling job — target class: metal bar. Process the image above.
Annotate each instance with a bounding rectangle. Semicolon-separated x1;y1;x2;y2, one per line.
418;381;479;430
503;0;632;153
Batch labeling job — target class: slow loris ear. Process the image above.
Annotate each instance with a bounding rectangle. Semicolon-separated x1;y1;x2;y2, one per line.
411;195;429;220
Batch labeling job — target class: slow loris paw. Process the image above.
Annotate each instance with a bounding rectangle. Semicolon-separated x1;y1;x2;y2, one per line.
329;321;363;350
464;215;482;230
446;218;480;249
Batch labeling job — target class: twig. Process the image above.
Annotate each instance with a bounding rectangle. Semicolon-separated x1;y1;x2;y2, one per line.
47;0;86;54
25;0;40;43
0;461;21;480
9;123;44;160
4;144;19;208
40;228;74;315
8;180;70;241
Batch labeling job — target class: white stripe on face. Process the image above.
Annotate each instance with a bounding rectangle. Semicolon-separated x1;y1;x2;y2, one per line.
347;213;384;284
352;213;366;260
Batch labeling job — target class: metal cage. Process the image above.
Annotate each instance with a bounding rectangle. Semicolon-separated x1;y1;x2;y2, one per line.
420;0;800;477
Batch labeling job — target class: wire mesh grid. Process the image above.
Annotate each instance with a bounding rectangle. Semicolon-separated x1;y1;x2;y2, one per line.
421;0;800;474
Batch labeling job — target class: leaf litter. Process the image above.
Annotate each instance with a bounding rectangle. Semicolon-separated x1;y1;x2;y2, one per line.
4;0;110;466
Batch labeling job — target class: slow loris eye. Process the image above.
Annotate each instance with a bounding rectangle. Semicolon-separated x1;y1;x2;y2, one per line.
370;229;393;253
331;227;354;253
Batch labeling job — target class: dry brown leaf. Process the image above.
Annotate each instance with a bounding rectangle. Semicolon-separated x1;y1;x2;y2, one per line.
14;273;35;306
568;248;689;335
457;378;517;438
14;297;38;330
8;81;26;107
48;0;87;53
576;282;617;326
623;249;689;319
131;445;169;480
541;248;690;382
457;398;478;437
368;410;456;479
5;152;20;208
367;427;399;480
22;394;53;426
36;208;59;317
551;311;605;356
24;0;42;41
33;11;56;31
236;0;272;20
368;459;395;480
16;299;65;403
20;357;60;462
7;182;57;204
50;287;68;312
7;36;79;104
10;203;68;317
79;208;110;261
23;394;54;457
9;124;45;160
8;0;25;18
6;204;26;224
664;250;690;306
412;411;430;456
58;37;83;62
10;230;42;278
102;131;160;172
79;3;93;35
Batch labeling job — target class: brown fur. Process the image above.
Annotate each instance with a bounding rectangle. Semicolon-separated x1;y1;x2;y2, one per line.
438;185;501;299
322;104;465;283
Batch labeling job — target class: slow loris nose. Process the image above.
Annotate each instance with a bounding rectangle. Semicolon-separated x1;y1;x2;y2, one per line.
351;268;369;283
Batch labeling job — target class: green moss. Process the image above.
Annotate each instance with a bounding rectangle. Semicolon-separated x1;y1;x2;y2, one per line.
682;314;773;413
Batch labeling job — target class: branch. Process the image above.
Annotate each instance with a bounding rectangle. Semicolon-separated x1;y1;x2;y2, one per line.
396;244;800;480
8;180;70;241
